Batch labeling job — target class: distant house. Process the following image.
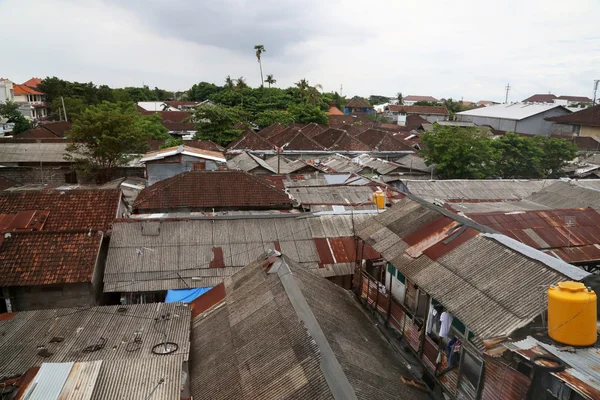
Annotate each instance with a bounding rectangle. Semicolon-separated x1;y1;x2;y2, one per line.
0;78;14;104
523;94;594;106
402;95;439;106
384;105;449;125
18;121;72;139
456;103;571;136
140;145;226;185
12;78;48;120
0;189;125;312
344;97;375;115
546;104;600;137
227;151;276;174
132;170;294;214
326;102;344;115
476;100;498;107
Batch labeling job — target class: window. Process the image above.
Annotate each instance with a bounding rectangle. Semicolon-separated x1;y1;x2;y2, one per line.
458;350;484;399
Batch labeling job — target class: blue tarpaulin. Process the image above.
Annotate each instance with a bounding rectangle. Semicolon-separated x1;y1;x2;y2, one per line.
165;287;212;303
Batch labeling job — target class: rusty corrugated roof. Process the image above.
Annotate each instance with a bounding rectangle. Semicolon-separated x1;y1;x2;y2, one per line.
467;208;600;263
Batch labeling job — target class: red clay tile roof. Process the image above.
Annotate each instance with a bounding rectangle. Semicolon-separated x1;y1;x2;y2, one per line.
345;97;373;109
138;108;190;123
298;123;326;138
336;124;364;136
522;94;558;103
403;95;439;102
386;105;449;115
328;114;375;128
326;104;345;115
0;232;102;286
283;131;326;151
18;121;72;139
466;208;600;264
184;140;225;152
13;84;44;96
161;121;196;131
549;135;600;151
226;130;275;151
405;115;430;129
311;128;370;151
22;78;43;88
267;127;302;148
545;105;600;127
133;171;294;211
257;123;287;138
0;189;121;231
356;129;414;152
558;95;593;103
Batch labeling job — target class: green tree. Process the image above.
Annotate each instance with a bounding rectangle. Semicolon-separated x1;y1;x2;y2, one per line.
443;98;468;119
368;95;389;105
12;116;35;135
397;92;403;104
265;74;276;88
535;136;578;178
161;137;185;149
191;104;248;145
66;102;149;171
236;77;248;89
287;103;328;124
421;125;497;179
254;110;294;128
491;132;545;178
49;97;88;121
188;82;221;101
254;45;266;87
413;100;439;106
224;76;235;90
0;101;21;121
135;113;171;140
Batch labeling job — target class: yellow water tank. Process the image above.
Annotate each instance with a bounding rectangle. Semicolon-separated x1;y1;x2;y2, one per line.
372;191;385;209
548;281;597;346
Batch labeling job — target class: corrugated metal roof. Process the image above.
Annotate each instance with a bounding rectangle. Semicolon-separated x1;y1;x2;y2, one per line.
467;208;600;264
457;103;570;120
288;185;376;206
526;181;600;211
21;362;74;400
58;360;102;400
0;143;71;163
104;215;378;293
505;336;600;399
188;254;429;400
226;152;276;173
405;179;553;202
0;303;191;378
357;195;589;339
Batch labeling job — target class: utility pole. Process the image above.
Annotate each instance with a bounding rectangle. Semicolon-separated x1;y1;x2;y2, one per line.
593;80;599;105
61;96;68;121
340;84;343;97
504;83;511;103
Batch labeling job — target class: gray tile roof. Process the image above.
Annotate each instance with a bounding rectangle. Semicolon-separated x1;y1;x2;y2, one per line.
525;180;600;211
189;254;429;400
0;143;71;163
226;152;276;173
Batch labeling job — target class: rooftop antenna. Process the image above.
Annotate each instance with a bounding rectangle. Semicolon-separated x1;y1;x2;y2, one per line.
504;83;511;103
593;80;599;105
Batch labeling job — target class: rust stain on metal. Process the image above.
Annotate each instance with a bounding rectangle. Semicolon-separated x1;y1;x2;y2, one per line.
209;247;225;268
190;282;226;318
404;218;461;258
423;227;479;261
314;238;334;265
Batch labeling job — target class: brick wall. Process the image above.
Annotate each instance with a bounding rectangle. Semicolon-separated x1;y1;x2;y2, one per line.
0;166;74;185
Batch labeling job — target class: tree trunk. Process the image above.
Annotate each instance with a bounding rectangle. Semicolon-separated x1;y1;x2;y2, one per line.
259;61;264;87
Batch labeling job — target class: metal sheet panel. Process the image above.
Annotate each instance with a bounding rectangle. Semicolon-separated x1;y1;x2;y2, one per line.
21;362;74;400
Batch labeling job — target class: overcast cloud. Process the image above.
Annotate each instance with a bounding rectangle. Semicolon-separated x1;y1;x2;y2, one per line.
2;0;599;102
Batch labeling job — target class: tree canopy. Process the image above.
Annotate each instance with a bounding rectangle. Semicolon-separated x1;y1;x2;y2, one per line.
190;104;249;145
66;102;150;173
421;126;577;179
0;101;34;134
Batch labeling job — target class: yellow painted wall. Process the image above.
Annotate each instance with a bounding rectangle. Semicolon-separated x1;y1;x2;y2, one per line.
581;125;600;137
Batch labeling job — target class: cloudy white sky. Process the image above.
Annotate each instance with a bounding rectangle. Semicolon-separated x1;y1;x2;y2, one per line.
2;0;599;102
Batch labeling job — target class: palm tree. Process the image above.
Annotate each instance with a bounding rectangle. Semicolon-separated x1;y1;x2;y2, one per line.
236;77;248;89
265;74;276;88
254;45;266;87
397;92;403;105
295;79;310;92
307;84;323;105
225;75;234;90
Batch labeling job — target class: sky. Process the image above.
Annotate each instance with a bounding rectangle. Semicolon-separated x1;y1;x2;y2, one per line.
2;0;599;102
